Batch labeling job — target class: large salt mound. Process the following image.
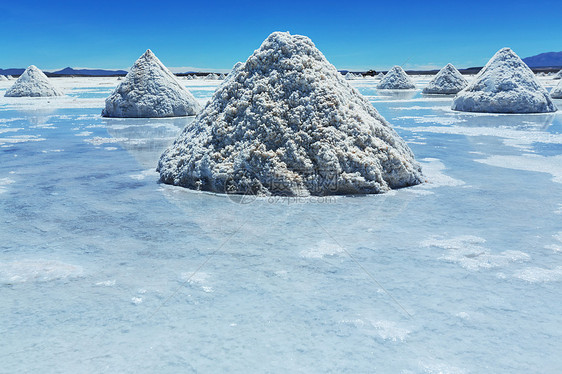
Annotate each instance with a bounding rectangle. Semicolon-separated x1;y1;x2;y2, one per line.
102;50;200;118
551;79;562;99
423;63;468;94
4;66;63;97
158;32;422;197
377;66;415;89
452;48;557;113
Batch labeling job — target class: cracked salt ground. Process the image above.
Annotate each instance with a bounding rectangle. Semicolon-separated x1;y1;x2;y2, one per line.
1;75;562;373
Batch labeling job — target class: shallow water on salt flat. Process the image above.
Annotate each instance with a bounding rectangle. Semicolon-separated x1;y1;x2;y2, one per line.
0;77;561;373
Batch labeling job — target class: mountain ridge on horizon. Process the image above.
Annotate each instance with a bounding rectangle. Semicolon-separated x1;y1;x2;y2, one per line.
3;52;562;78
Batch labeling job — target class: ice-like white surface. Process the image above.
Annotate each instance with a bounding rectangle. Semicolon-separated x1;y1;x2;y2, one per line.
475;154;562;184
102;50;200;118
158;32;422;196
1;75;562;373
0;259;83;284
377;66;415;89
551;79;562;99
554;70;562;80
514;266;562;283
452;48;557;113
4;66;63;97
422;236;530;271
0;75;8;81
423;64;468;94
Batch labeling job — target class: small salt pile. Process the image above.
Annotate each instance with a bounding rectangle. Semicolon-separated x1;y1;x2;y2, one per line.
377;72;385;80
551;79;562;99
102;49;200;118
423;63;468;94
0;75;8;81
554;70;562;80
4;66;63;97
452;48;557;113
205;73;219;80
377;66;415;89
158;32;422;197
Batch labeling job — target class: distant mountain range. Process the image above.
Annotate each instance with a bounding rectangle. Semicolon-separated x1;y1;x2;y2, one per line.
0;67;128;77
2;54;561;78
49;67;128;76
522;52;562;68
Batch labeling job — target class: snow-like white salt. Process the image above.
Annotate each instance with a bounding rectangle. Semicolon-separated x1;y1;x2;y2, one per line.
417;158;465;188
377;72;385;80
299;240;344;258
371;320;410;342
158;32;422;196
0;75;9;81
0;259;83;284
514;266;562;283
422;235;530;271
4;66;63;97
377;66;415;89
550;79;562;99
452;48;557;113
345;72;362;80
554;70;562;80
205;73;219;80
423;64;468;94
102;50;200;118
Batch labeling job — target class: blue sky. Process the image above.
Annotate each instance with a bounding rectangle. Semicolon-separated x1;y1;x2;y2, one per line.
1;0;561;71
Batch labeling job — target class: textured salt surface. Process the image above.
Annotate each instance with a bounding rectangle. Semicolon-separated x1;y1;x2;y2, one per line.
159;32;422;196
452;48;557;113
551;79;562;99
377;66;415;89
0;260;83;284
102;50;200;118
4;66;63;97
423;64;468;94
2;76;562;373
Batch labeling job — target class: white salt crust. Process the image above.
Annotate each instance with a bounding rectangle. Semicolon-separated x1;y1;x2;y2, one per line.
158;32;422;197
452;48;557;113
377;66;415;89
4;66;63;97
423;63;468;94
102;50;200;118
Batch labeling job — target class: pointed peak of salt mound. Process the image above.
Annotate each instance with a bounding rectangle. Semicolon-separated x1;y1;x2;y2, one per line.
0;75;8;81
452;47;557;113
102;50;200;118
554;70;562;80
4;65;63;97
551;79;562;99
377;66;415;89
423;63;468;94
158;31;422;197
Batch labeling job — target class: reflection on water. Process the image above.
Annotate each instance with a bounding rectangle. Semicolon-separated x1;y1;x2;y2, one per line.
103;116;194;168
376;89;417;100
454;111;557;131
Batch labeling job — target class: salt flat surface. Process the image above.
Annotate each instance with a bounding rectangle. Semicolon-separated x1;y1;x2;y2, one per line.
1;76;561;373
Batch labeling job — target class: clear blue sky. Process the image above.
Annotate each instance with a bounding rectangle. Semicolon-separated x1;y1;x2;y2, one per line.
1;0;561;71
